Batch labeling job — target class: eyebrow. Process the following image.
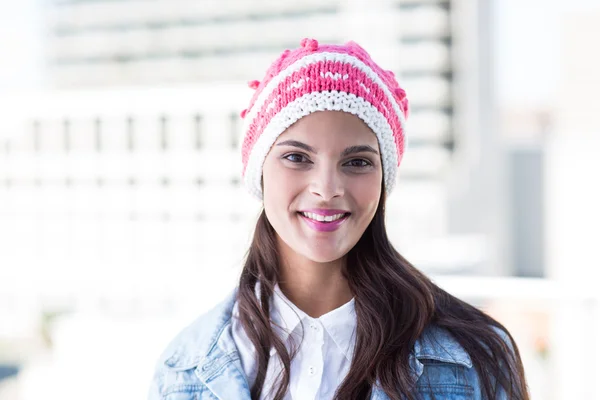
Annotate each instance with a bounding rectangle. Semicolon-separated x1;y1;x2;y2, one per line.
341;145;379;157
276;140;379;157
276;140;316;153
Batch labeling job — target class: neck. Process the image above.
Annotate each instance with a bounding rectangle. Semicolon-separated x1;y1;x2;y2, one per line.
276;238;354;318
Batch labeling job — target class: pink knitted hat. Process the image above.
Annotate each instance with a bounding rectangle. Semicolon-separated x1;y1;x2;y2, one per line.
240;38;409;200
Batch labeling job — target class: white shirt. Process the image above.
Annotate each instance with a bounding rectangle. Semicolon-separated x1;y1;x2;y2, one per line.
231;285;357;400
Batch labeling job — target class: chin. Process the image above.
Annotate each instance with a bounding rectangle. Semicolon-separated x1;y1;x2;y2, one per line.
302;248;349;264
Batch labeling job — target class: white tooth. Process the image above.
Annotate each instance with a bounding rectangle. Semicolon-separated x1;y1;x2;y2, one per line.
308;213;324;222
302;212;349;222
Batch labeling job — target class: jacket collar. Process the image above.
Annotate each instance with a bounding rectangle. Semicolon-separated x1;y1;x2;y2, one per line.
162;287;472;399
414;324;473;368
163;288;250;400
162;289;238;371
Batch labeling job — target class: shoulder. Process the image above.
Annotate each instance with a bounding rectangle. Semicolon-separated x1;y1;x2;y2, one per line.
148;289;238;400
159;291;237;369
415;323;473;367
414;323;514;400
415;321;515;364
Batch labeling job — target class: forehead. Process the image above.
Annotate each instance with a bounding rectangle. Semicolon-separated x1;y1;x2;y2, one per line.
276;111;378;146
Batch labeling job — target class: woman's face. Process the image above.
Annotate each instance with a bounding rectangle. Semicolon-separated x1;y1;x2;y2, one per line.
262;110;383;264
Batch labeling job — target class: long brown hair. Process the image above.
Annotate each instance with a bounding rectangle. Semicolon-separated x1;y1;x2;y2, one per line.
237;187;529;399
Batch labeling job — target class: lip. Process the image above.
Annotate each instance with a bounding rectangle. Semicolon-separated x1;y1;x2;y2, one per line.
298;212;350;233
298;208;350;216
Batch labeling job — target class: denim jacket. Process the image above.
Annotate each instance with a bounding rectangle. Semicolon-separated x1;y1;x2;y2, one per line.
148;289;505;400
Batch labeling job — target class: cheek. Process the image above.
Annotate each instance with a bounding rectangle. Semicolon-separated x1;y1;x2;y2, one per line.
262;161;302;210
349;173;382;211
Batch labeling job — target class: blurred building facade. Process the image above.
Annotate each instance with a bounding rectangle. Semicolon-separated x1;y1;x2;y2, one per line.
45;0;451;86
37;0;507;274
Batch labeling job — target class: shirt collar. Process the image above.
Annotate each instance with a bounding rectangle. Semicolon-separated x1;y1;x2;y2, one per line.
269;284;357;361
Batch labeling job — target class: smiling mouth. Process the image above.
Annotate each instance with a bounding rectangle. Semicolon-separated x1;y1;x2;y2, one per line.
297;211;351;223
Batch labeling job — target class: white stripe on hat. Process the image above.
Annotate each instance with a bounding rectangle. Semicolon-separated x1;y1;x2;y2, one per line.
244;90;398;200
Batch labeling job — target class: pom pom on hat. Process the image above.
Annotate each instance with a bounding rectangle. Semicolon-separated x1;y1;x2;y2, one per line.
394;88;409;119
300;38;319;51
400;97;409;119
248;80;260;90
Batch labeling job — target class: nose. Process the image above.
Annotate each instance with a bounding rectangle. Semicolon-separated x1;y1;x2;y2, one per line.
309;164;344;200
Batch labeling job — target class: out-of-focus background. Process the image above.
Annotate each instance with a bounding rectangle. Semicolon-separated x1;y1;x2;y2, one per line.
0;0;599;398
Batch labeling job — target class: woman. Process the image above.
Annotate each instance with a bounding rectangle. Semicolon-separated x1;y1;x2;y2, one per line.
149;38;529;400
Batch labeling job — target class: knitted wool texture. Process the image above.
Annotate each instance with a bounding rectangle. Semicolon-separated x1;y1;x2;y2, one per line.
240;38;409;200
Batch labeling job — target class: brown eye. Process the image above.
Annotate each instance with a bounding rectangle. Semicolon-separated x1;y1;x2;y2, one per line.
283;153;309;163
345;159;371;168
